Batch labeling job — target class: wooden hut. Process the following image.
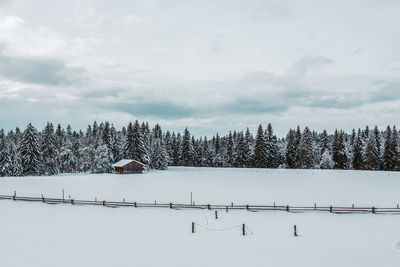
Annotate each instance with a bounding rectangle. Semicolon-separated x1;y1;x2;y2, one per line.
112;159;146;174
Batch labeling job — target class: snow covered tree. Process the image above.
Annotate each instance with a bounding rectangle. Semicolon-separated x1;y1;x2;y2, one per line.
201;137;212;166
244;128;253;167
364;132;379;170
179;128;195;166
285;129;297;168
383;126;394;171
151;138;168;170
319;130;330;155
124;121;149;165
253;124;266;168
226;131;234;167
59;147;76;173
265;123;278;168
19;123;41;176
297;127;314;169
392;126;399;170
92;144;113;173
332;129;347;169
233;132;246;168
41;123;59;175
320;150;333;169
0;130;12;176
352;130;364;170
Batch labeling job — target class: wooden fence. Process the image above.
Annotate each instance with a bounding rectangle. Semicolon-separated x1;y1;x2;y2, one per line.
1;193;400;214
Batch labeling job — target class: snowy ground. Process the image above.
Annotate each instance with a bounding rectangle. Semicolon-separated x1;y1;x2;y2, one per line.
1;167;400;267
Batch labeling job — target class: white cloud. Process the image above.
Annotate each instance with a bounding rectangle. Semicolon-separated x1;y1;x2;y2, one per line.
0;0;399;136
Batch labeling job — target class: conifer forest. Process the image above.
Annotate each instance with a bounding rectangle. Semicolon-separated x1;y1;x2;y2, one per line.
0;121;398;176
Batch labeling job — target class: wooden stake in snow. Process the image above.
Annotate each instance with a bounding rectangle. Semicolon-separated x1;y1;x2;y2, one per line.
215;211;218;219
294;225;297;236
372;207;375;214
13;191;16;201
226;206;228;212
330;206;333;213
242;224;246;236
192;222;195;233
190;192;192;205
286;205;289;212
62;189;64;201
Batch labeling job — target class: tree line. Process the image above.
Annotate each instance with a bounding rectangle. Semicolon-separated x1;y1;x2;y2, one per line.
0;121;398;176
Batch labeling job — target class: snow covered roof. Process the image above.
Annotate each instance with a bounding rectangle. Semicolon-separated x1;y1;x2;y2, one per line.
112;159;145;167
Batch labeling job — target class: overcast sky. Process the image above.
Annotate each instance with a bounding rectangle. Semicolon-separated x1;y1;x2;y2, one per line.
0;0;399;137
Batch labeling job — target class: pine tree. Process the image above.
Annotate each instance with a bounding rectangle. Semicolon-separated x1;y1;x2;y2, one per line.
383;126;393;171
294;126;302;167
285;129;297;168
332;129;347;169
201;137;212;166
59;147;76;173
253;125;266;168
19;123;41;176
320;150;333;169
92;144;113;173
364;132;379;170
179;128;195;166
319;130;330;155
392;126;399;170
226;131;234;167
244;128;253;167
0;130;12;176
352;130;364;170
298;127;314;168
124;121;149;164
233;132;246;168
265;123;278;168
41;123;59;175
151;138;168;170
373;125;382;169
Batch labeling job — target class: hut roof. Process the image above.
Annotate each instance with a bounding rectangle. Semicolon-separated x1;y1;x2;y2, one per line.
112;159;145;167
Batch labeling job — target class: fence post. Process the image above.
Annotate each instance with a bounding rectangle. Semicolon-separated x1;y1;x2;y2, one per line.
215;211;218;219
13;191;16;201
208;204;210;210
103;200;105;206
352;204;354;209
71;199;74;205
62;189;64;201
42;194;44;203
294;225;297;236
330;206;333;213
286;205;289;212
246;204;249;210
314;203;316;210
134;202;137;207
231;202;233;207
242;224;246;236
226;206;228;212
397;204;399;209
372;207;375;214
273;202;276;209
170;202;172;208
192;222;195;233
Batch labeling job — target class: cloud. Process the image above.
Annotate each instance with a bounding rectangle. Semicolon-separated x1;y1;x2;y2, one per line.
112;99;195;119
0;51;87;86
289;56;333;76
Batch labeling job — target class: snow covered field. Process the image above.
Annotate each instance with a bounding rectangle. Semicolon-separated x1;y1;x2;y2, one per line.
1;167;400;267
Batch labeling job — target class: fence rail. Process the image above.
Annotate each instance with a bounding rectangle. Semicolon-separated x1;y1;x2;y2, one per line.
1;193;400;214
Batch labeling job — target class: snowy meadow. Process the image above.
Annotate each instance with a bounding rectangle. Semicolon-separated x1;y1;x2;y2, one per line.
1;167;400;267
